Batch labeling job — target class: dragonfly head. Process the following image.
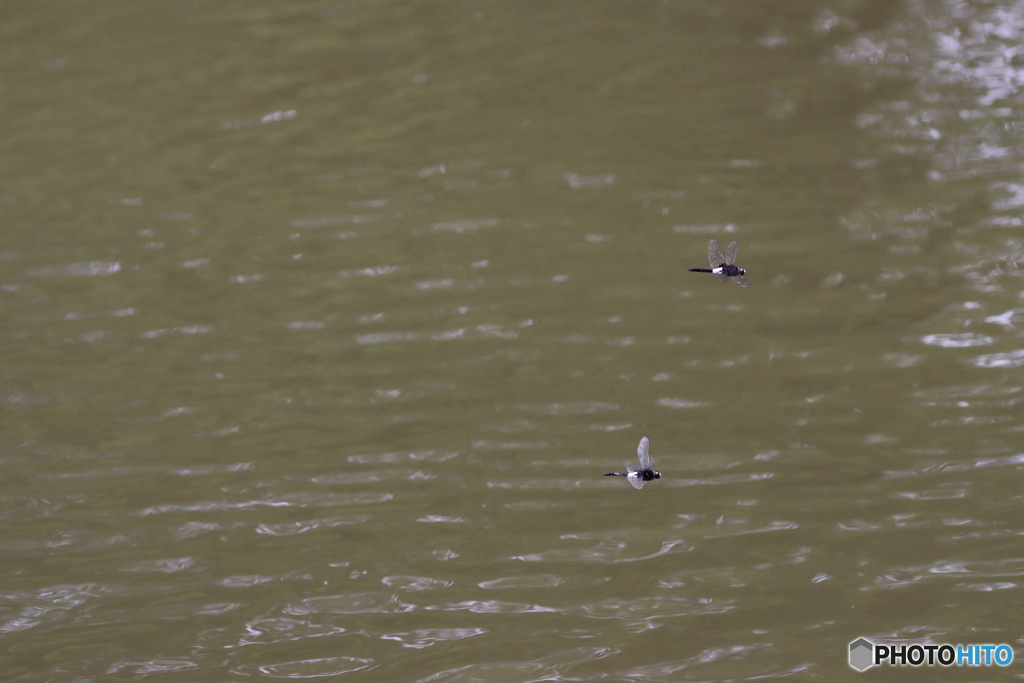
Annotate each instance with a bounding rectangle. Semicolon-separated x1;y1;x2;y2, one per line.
738;267;746;275
653;471;661;480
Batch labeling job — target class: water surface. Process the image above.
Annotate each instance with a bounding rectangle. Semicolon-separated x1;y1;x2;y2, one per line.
2;1;1024;681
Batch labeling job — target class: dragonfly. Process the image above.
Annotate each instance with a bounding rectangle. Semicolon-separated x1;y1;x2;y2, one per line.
688;238;751;287
604;436;661;489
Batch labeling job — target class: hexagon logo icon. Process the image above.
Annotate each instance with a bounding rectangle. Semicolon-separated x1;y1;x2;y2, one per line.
849;638;874;671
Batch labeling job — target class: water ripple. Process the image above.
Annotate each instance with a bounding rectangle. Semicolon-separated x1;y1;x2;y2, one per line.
478;574;564;589
920;333;995;347
234;656;374;678
286;593;415;615
913;383;1022;406
0;583;112;635
894;488;969;501
382;576;453;592
472;440;548;450
563;172;615;189
220;575;274;588
970;349;1024;368
625;649;810;681
656;398;707;409
347;450;458;464
108;659;198;675
27;261;120;277
574;596;735;620
425;600;558;614
512;539;691;564
381;628;487;649
255;515;371;535
511;401;620;416
355;325;517;345
120;557;200;573
411;647;609;683
236;617;347;646
426;218;500;233
704;520;799;539
883;452;1024;478
669;472;774;487
291;213;391;228
137;492;393;515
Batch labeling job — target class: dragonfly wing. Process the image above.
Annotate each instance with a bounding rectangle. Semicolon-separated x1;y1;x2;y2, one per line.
707;239;726;268
714;272;730;284
626;471;645;489
636;437;651;470
733;273;751;287
723;240;740;266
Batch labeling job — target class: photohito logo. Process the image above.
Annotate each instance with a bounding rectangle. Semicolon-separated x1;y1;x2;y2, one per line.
849;637;1013;671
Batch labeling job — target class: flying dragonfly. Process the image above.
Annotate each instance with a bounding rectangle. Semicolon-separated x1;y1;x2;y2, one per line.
688;238;751;287
604;436;661;489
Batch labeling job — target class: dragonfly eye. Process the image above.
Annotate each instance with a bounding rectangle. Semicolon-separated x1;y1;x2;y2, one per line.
654;471;661;479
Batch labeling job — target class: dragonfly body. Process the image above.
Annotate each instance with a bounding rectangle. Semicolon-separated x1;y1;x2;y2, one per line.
689;238;751;287
604;436;661;489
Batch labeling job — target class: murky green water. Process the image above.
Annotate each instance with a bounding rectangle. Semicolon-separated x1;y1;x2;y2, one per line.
3;1;1024;681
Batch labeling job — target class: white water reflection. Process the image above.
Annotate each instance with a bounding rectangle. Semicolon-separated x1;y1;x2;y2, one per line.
234;656;374;678
970;348;1024;367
